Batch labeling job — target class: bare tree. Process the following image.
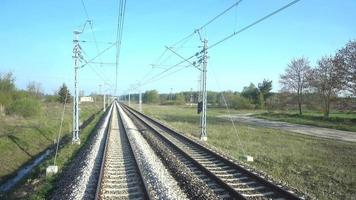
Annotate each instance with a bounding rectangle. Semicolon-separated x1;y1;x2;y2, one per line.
335;40;356;96
280;57;311;115
27;81;43;98
309;56;344;117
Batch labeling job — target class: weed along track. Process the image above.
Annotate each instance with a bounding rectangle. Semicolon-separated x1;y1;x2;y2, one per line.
120;103;303;200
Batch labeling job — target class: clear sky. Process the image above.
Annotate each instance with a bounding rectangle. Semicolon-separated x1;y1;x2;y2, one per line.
0;0;355;95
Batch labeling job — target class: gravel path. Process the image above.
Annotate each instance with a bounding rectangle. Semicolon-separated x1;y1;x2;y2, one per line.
118;103;188;200
51;105;113;200
220;114;356;142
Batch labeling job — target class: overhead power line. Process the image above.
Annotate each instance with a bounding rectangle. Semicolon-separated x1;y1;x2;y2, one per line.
208;0;301;50
132;0;244;90
82;41;118;68
126;0;301;94
115;0;127;95
171;0;244;47
80;0;102;65
141;54;196;85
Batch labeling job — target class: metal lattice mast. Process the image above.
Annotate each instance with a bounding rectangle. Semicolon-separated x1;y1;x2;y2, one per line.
139;89;142;112
103;93;106;112
72;30;81;144
200;39;208;141
128;91;131;106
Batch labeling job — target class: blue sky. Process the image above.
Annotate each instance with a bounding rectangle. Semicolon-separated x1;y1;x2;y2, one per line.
0;0;355;95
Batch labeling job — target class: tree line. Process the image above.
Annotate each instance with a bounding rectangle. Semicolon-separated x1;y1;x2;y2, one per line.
280;40;355;117
0;73;73;117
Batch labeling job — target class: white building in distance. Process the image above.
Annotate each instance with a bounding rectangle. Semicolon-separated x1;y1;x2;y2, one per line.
80;96;94;103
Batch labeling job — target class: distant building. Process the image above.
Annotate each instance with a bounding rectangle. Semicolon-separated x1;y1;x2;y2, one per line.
80;96;94;103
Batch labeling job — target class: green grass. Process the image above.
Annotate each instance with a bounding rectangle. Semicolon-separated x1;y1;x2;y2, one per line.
0;102;101;183
254;111;356;132
135;104;356;200
3;106;104;199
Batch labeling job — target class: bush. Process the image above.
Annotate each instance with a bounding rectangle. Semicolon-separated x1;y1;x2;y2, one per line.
45;95;59;103
7;98;42;117
231;95;255;109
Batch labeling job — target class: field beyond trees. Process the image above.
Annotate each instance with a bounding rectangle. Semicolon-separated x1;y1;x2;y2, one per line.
134;104;356;200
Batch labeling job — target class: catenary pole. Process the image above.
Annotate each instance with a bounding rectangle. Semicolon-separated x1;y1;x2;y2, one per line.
200;39;208;141
72;30;81;144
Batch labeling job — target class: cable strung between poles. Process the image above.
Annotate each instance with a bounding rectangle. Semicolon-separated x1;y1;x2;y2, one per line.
208;0;301;51
115;0;127;95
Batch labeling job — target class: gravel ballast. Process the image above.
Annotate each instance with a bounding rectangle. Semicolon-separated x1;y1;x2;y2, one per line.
123;106;221;200
52;105;113;200
118;104;188;200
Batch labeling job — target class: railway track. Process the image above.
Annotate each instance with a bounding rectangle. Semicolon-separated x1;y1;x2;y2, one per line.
120;103;302;200
96;104;147;200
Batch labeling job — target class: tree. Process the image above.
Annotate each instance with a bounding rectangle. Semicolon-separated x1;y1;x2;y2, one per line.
241;83;259;104
0;72;16;111
335;40;356;96
0;72;15;92
309;56;344;117
174;93;185;105
8;98;42;117
258;79;273;108
280;57;311;115
27;81;43;98
57;83;72;104
143;90;159;104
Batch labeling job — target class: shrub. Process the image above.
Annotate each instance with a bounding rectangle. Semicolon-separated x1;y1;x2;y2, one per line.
8;98;42;117
230;95;254;109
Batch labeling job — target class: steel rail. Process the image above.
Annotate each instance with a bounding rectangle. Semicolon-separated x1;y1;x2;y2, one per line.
121;103;301;200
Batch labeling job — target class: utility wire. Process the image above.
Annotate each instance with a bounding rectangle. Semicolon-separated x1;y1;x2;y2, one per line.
170;0;244;47
211;67;247;156
208;0;301;50
127;0;299;94
131;63;194;91
141;54;196;85
53;91;68;166
131;0;244;91
80;0;116;93
199;0;243;32
80;0;103;66
165;46;196;67
81;48;114;87
146;63;194;85
82;41;118;67
115;0;127;95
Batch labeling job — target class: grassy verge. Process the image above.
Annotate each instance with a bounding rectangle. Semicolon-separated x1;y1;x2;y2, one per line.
135;104;356;200
0;102;101;183
254;111;356;132
4;108;103;199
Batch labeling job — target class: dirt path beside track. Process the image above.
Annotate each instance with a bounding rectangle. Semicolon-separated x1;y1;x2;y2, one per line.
220;114;356;142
